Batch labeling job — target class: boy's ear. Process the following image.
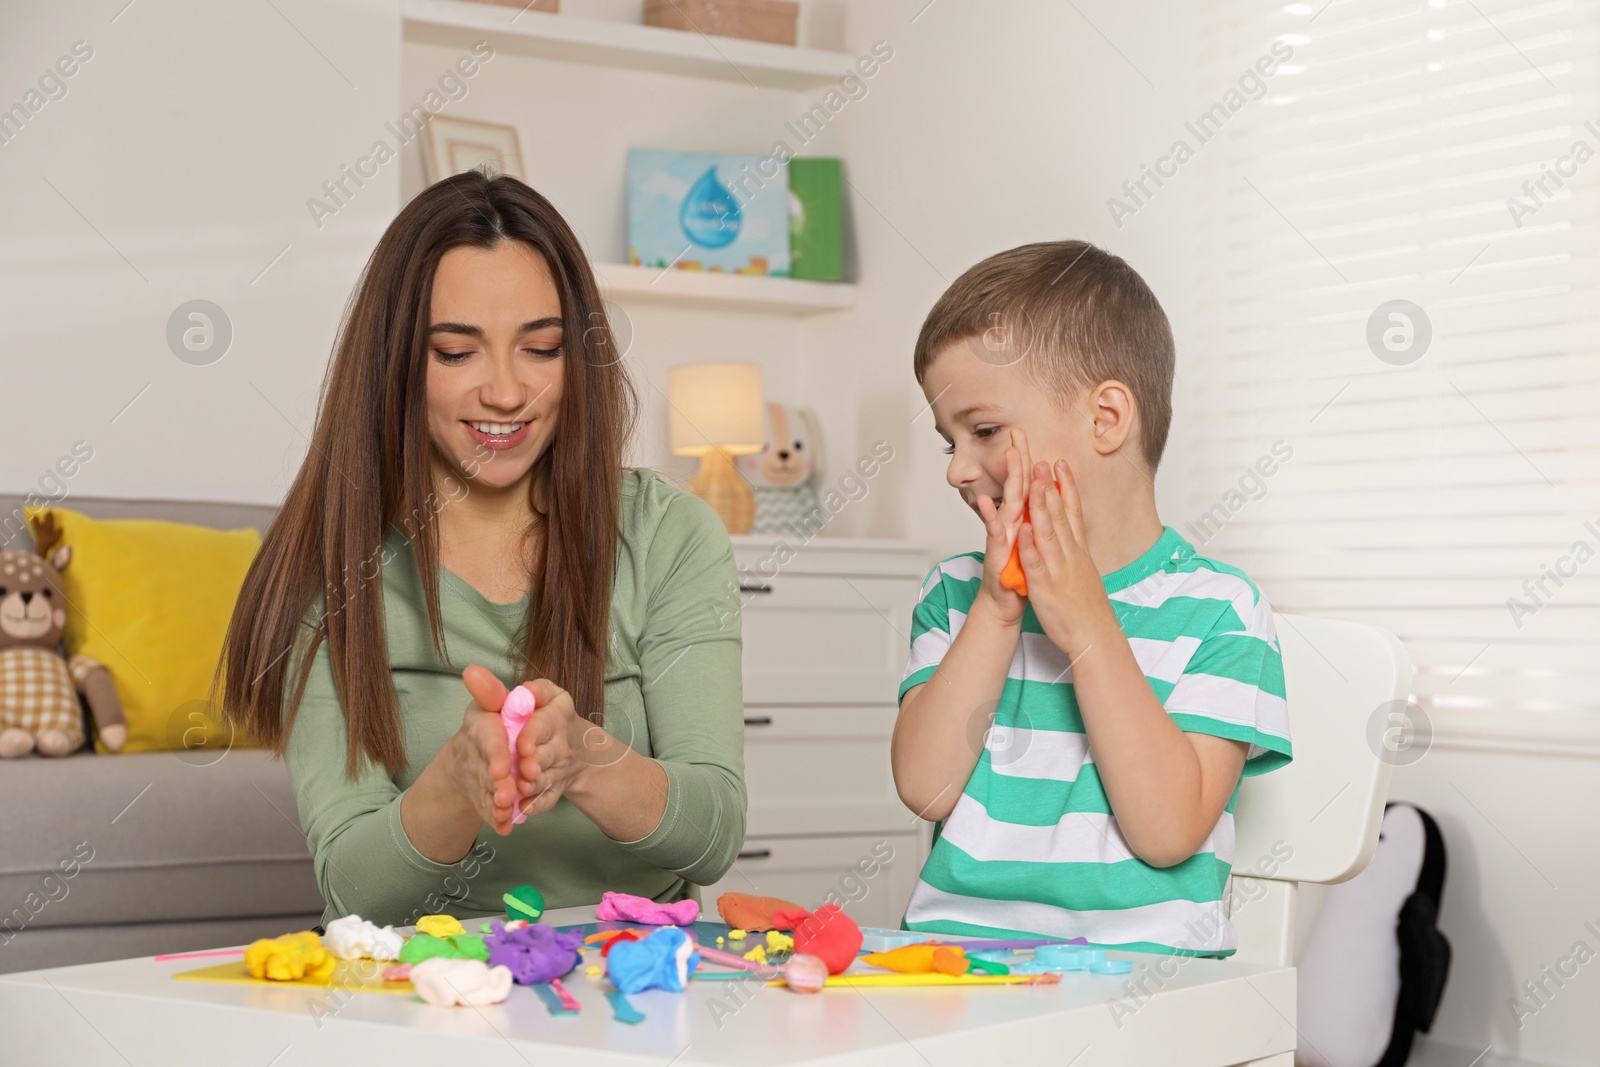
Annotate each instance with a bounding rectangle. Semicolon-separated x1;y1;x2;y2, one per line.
1086;380;1137;456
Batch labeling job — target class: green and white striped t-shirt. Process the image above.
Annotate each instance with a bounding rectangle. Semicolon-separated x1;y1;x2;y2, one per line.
897;526;1292;957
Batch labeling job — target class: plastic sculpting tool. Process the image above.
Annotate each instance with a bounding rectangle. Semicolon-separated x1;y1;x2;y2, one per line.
532;983;576;1017
694;944;781;975
941;937;1089;951
605;988;645;1025
769;972;1061;988
550;978;582;1012
154;949;245;962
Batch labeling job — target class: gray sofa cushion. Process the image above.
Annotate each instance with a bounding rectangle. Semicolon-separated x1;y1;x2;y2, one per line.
0;749;323;931
0;494;277;551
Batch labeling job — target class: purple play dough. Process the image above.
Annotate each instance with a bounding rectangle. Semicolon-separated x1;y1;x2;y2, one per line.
484;921;583;984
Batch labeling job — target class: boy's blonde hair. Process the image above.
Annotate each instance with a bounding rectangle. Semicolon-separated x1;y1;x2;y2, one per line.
912;240;1176;470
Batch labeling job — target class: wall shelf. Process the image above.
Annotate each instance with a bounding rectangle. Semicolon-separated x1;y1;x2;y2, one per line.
594;262;855;315
403;0;856;90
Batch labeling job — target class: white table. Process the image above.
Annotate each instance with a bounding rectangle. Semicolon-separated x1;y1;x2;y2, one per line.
0;906;1296;1066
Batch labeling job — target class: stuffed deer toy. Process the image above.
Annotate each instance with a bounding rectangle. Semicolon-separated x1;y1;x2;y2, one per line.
0;514;125;757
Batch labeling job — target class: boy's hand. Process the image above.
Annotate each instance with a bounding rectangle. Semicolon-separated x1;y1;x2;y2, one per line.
1016;459;1118;657
974;430;1031;625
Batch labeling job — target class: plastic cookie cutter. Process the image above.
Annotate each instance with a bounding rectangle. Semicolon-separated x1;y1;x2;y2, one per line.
856;927;924;953
1017;945;1132;975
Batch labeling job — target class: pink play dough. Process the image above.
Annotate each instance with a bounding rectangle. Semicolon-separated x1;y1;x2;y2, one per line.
594;890;700;926
501;685;537;825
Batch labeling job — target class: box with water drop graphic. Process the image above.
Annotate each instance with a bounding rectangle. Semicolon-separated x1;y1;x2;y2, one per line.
626;148;791;276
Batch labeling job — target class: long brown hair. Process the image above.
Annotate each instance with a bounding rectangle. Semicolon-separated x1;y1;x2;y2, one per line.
218;170;636;778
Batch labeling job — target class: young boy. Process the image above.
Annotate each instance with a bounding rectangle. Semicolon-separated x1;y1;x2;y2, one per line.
892;241;1291;958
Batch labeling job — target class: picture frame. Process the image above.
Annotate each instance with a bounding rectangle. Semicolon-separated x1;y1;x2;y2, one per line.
421;116;524;184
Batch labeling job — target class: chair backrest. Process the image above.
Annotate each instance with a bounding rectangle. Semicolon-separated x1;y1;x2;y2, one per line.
1228;613;1413;965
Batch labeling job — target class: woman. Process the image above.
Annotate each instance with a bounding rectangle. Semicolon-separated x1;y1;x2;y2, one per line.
220;171;747;928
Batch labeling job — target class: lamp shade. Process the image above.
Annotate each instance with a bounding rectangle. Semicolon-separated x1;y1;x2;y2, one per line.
667;362;764;456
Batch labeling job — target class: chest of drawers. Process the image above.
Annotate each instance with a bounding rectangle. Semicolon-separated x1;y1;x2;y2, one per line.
698;536;933;929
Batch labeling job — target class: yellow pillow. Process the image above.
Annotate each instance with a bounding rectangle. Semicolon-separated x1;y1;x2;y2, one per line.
23;506;261;754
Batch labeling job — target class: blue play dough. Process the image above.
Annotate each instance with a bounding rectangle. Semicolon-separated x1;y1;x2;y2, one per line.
606;926;702;994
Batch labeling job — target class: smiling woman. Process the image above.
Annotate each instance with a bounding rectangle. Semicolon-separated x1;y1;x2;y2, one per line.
216;171;747;927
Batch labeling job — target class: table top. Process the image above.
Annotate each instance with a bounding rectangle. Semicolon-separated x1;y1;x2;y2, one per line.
0;906;1297;1066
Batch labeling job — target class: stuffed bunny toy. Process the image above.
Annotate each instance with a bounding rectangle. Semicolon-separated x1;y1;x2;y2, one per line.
737;402;823;537
0;514;125;757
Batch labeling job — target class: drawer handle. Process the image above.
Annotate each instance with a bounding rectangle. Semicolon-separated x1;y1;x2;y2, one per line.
737;848;773;860
743;715;773;727
739;581;773;594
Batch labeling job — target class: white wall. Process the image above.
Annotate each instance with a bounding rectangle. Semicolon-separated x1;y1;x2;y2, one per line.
808;0;1203;548
0;0;400;510
398;32;824;487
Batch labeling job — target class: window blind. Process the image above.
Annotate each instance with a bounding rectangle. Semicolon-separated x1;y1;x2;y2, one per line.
1180;0;1600;727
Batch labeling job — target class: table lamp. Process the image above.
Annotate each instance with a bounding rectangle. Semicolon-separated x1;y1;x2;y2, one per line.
668;362;764;534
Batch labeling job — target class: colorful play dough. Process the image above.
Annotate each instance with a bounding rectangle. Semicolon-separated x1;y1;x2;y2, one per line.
322;914;405;961
605;926;701;993
862;943;970;976
415;914;466;938
410;957;514;1007
484;920;583;985
399;932;489;964
501;685;537;825
765;930;794;953
244;931;336;982
716;891;801;932
782;953;829;994
770;904;863;976
594;890;699;926
504;884;545;922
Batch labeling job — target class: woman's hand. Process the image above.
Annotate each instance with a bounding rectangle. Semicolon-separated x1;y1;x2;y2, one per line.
453;664;526;835
506;678;595;821
974;428;1032;626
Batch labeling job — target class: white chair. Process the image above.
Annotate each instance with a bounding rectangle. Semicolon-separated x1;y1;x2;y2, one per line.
1226;613;1414;1067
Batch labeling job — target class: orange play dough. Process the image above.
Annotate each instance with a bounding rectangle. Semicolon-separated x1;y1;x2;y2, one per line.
861;943;970;976
1000;502;1032;597
998;476;1061;598
716;892;801;932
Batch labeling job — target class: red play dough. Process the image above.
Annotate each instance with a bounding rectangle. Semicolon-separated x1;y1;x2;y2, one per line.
770;904;862;975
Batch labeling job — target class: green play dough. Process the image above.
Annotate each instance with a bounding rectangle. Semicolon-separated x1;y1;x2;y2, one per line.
399;932;489;964
966;957;1010;976
504;884;544;921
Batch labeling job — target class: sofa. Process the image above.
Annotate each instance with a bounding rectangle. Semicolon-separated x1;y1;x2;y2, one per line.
0;495;324;975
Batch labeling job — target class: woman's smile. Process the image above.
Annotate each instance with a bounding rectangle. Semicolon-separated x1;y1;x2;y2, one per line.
464;418;533;450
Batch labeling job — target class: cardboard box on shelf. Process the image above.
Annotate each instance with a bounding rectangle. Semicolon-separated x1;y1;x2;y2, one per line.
643;0;799;46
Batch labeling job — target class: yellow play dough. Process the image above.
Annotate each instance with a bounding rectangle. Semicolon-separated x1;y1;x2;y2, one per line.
244;931;336;982
416;914;466;938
